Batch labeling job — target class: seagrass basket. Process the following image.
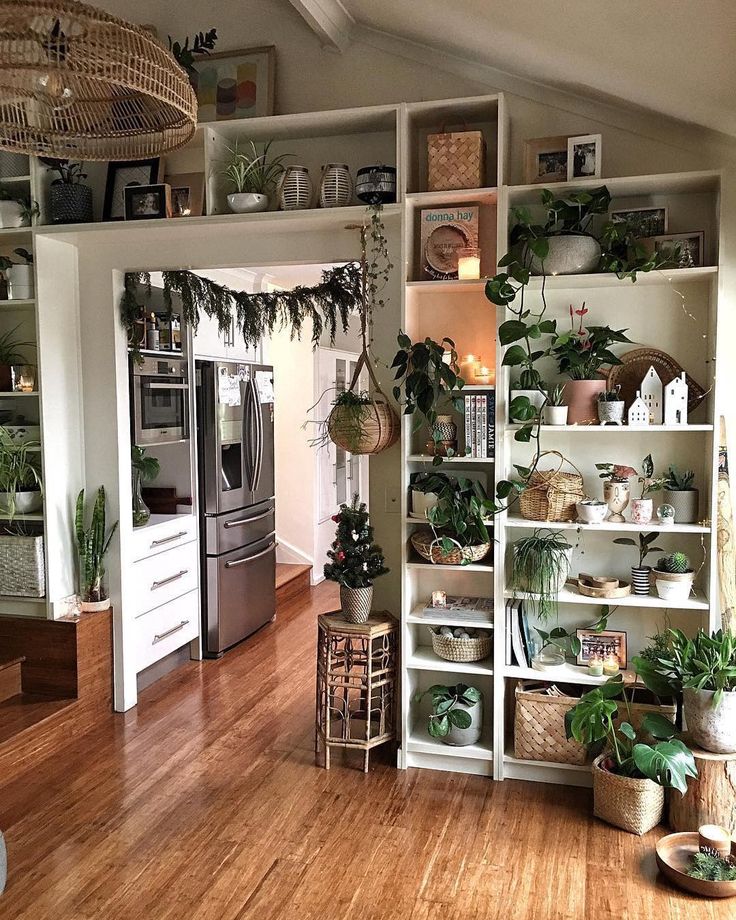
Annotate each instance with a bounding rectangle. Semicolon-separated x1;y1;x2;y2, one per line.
327;398;399;455
427;129;486;191
0;533;45;597
519;450;585;522
429;627;492;662
410;529;491;565
592;754;664;835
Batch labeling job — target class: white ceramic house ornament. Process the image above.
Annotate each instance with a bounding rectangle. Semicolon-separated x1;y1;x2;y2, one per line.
628;390;650;427
640;365;663;425
664;372;688;425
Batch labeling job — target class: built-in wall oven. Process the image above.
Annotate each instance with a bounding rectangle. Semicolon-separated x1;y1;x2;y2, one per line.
131;354;190;446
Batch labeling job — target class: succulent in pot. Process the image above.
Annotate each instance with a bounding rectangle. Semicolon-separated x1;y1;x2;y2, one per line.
413;683;483;746
323;494;388;623
633;628;736;755
663;466;699;524
613;531;664;596
565;675;697;834
39;158;93;224
75;486;118;611
511;529;572;620
221;140;292;213
652;551;695;602
551;303;632;425
597;385;625;426
543;383;568;425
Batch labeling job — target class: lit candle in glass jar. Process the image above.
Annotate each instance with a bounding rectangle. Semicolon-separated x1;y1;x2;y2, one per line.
587;654;604;677
474;365;495;385
459;354;480;381
457;247;481;280
431;590;447;608
603;653;620;676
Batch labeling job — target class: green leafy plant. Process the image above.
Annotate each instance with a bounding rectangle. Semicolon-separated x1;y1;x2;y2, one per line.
221;140;291;196
633;628;736;705
0;425;41;517
638;620;672;664
131;445;160;482
687;851;736;881
552;304;632;380
664;466;695;491
323;494;388;588
537;606;611;659
0;187;39;224
595;462;637;482
598;386;622;402
0;324;33;364
511;529;572;620
0;250;34;274
565;676;697;793
546;383;566;407
599;216;681;278
656;551;691;574
418;472;496;553
413;683;481;739
168;28;218;76
75;486;118;604
637;453;664;499
613;531;664;569
39;157;88;186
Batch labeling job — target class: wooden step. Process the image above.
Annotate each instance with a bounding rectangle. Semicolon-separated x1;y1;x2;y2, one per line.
0;656;24;704
276;563;312;609
0;693;74;746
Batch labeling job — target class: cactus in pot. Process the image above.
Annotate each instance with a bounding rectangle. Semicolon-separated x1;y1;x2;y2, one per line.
75;486;118;611
653;551;695;602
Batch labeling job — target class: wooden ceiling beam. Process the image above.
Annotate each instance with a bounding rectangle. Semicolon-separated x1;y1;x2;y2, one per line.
288;0;354;52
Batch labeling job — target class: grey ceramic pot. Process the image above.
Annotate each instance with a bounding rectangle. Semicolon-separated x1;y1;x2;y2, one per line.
528;234;601;276
444;694;483;746
662;488;699;524
684;687;736;754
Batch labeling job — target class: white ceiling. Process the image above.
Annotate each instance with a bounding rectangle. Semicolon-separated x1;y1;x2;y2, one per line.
343;0;736;137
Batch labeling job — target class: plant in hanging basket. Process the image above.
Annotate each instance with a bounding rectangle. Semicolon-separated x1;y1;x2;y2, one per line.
325;380;399;456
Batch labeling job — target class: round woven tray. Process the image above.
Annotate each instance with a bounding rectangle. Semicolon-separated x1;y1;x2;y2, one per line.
429;628;492;662
605;348;707;414
410;529;491;565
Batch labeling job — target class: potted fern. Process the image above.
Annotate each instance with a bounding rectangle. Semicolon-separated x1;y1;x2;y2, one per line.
663;466;699;523
221;140;292;213
75;486;118;612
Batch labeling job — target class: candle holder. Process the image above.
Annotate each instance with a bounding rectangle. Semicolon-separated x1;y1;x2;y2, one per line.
603;654;620;677
12;364;35;392
473;365;495;386
457;246;481;280
459;354;481;382
587;654;604;677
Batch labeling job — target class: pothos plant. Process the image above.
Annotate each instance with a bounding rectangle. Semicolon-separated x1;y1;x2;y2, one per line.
536;606;612;659
413;683;482;739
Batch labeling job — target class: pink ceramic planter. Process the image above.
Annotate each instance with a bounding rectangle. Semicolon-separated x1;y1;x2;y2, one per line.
630;498;654;524
563;379;607;425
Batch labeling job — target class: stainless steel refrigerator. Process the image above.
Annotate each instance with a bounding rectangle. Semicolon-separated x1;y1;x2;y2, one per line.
196;360;276;657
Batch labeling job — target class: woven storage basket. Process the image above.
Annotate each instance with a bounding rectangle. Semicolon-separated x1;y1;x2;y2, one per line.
428;627;492;662
519;451;585;522
427;129;486;191
514;683;678;766
411;529;491;566
592;754;664;835
0;533;44;597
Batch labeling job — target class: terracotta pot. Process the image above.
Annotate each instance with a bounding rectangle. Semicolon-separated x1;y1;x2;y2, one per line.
563;379;607;425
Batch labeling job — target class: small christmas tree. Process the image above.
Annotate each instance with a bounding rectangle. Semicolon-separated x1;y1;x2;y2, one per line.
324;494;389;588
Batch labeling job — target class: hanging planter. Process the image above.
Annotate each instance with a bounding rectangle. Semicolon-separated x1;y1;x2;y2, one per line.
326;353;399;455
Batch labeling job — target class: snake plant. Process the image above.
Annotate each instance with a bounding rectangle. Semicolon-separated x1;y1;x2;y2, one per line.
75;486;118;604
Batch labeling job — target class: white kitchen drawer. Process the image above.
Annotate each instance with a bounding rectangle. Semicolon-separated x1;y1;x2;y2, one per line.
130;513;198;562
134;590;199;672
132;539;199;616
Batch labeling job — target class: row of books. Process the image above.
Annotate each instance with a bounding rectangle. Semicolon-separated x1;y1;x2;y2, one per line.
463;392;495;458
505;599;535;667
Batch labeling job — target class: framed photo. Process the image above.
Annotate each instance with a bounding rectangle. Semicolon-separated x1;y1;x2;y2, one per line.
523;135;569;184
164;172;205;217
567;134;602;180
103;158;161;220
610;206;668;238
124;183;171;220
649;231;705;269
192;45;275;123
575;629;628;668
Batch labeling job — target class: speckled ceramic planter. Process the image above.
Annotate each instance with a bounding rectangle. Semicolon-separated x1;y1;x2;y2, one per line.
684;688;736;754
528;234;601;276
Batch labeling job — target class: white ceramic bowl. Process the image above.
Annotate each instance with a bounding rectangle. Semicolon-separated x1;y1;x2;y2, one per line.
576;500;608;524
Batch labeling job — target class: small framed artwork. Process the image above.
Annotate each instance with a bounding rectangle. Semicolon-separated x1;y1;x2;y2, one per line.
567;134;602;180
523;135;569;184
124;183;171;220
164;172;205;217
650;231;705;269
576;629;628;668
103;158;161;220
192;45;276;123
610;206;668;238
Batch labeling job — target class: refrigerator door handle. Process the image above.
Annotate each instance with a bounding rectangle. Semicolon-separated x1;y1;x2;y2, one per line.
223;510;272;528
242;377;257;492
250;378;264;492
224;540;277;568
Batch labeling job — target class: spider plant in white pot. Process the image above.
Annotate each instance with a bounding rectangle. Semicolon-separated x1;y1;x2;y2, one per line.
221;140;292;213
0;426;42;516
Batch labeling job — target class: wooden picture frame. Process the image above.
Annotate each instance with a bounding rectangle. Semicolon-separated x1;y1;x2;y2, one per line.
164;172;205;217
192;45;276;123
523;135;569;184
575;629;628;668
567;134;602;180
610;206;668;238
649;231;705;268
124;183;171;220
103;158;161;221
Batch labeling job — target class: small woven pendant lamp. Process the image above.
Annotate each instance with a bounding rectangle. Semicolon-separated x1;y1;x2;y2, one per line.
0;0;197;160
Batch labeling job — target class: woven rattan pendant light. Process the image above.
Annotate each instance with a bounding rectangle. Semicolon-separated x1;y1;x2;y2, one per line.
0;0;197;160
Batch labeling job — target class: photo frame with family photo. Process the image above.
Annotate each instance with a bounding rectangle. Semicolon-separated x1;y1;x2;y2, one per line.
567;134;602;180
124;183;172;220
611;206;668;238
523;135;569;184
649;231;705;269
575;629;628;667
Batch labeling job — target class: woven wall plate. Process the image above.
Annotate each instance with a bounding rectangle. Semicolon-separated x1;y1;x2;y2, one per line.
606;348;707;413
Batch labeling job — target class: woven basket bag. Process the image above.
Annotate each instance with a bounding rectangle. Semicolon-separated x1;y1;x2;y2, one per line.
592;754;664;835
429;627;492;662
410;529;491;566
327;351;399;455
519;451;585;522
427;128;486;191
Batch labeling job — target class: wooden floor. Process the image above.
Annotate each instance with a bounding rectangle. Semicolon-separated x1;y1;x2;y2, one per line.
0;584;730;919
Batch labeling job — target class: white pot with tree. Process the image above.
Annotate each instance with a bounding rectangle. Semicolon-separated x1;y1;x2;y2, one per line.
0;248;35;300
221;140;292;214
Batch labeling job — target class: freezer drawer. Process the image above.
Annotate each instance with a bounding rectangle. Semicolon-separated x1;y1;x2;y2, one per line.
203;534;276;655
134;589;199;672
204;500;275;556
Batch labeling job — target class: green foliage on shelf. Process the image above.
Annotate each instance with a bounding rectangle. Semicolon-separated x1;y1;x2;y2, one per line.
664;465;696;491
220;140;292;196
168;28;218;76
551;304;631;381
414;472;495;551
656;551;691;574
511;529;572;621
0;426;41;521
131;445;160;482
413;683;482;739
613;531;664;569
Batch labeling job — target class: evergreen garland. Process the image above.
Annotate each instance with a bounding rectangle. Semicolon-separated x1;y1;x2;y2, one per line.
323;495;389;588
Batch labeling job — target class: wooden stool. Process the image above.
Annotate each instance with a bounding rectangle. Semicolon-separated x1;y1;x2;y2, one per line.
668;744;736;834
315;610;397;772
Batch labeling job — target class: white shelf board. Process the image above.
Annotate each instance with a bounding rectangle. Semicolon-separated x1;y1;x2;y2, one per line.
408;645;493;676
502;749;593;786
0;390;39;397
0;512;43;522
504;514;711;534
408;724;494;762
524;266;717;290
505;664;638;686
505;423;713;433
205;102;399;140
507;169;720;203
405;278;491;293
407;557;493;573
407;608;493;630
407;453;493;464
0;298;35;309
406;187;498;207
504;586;709;610
0;175;31;184
0;226;32;239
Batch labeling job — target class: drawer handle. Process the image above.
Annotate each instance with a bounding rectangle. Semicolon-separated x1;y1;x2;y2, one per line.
224;510;272;528
151;569;188;590
152;620;190;644
150;530;188;547
224;541;277;568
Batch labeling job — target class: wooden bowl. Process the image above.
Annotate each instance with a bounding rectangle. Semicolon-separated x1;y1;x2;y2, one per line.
567;577;632;599
655;832;736;898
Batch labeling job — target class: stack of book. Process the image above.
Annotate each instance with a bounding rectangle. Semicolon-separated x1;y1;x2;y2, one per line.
463;390;495;458
505;598;534;667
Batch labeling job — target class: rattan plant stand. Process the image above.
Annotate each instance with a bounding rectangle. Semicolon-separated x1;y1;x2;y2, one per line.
315;611;397;772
